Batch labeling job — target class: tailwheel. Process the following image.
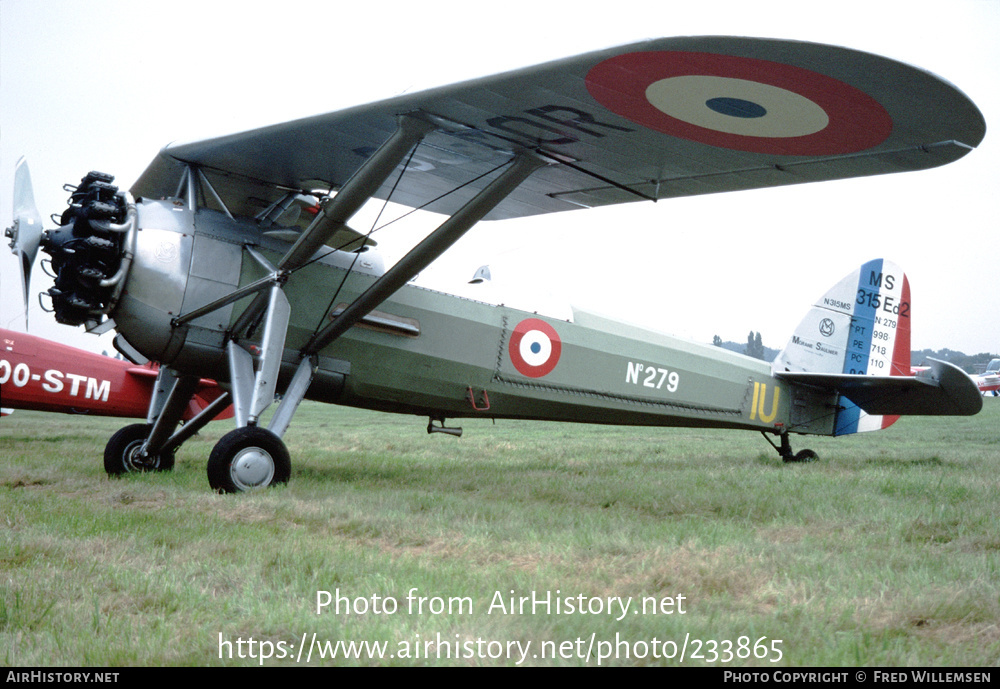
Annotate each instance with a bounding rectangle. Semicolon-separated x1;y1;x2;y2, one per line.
207;426;291;493
785;448;819;463
104;423;176;475
762;431;819;463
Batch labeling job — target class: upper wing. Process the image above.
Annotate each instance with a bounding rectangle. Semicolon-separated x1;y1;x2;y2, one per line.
131;36;986;221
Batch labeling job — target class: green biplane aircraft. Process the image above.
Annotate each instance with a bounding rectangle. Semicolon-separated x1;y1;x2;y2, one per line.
6;36;986;492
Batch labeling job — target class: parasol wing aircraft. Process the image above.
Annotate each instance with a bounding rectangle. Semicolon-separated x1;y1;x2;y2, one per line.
5;36;986;492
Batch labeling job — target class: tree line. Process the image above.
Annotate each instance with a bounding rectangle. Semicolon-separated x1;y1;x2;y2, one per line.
712;332;998;373
712;332;777;361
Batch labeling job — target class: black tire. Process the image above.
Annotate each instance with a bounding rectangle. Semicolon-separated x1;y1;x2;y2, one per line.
207;426;290;493
784;449;819;463
104;423;175;475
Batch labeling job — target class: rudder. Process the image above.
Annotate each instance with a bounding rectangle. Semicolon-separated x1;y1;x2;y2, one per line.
773;259;911;434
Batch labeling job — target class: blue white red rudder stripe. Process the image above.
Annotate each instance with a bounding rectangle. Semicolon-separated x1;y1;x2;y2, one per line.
773;259;911;434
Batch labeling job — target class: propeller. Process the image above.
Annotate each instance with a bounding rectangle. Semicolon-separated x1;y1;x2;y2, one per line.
5;158;44;328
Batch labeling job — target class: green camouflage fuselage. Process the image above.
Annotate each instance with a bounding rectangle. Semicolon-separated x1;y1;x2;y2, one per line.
113;203;836;438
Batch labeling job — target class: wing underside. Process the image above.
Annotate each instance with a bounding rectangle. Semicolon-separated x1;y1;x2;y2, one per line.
130;36;985;222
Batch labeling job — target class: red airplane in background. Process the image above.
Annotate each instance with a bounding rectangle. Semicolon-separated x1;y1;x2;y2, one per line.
1;327;231;418
973;359;1000;396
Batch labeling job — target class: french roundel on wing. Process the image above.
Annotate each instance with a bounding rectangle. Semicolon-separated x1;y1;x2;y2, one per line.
509;318;562;378
585;51;893;156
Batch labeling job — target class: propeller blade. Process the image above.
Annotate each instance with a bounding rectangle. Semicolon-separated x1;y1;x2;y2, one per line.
6;157;44;328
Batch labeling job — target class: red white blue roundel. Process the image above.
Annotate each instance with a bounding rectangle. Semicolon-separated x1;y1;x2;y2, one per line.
585;51;893;155
509;318;562;378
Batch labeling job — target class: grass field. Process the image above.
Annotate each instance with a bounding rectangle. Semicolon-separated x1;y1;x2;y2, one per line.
2;399;998;666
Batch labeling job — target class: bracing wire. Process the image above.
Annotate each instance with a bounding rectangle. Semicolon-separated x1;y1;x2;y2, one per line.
290;156;515;276
295;154;517;338
312;146;420;334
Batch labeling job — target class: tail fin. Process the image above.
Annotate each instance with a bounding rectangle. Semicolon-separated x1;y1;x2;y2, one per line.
774;259;911;434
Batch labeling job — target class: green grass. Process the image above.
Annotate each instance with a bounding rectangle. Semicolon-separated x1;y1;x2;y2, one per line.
2;400;998;666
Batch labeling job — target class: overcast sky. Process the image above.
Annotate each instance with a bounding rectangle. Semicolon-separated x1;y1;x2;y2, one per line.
2;0;998;356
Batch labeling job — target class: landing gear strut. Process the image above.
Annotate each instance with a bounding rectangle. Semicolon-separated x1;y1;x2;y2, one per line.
103;367;231;479
104;423;175;474
762;431;819;463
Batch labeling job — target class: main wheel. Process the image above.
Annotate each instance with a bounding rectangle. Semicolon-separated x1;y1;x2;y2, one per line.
207;426;290;493
104;423;176;475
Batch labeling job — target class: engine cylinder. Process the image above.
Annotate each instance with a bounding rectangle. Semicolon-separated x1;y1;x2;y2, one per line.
42;171;128;325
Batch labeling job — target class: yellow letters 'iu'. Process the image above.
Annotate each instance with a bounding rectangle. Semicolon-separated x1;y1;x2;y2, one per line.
750;382;780;423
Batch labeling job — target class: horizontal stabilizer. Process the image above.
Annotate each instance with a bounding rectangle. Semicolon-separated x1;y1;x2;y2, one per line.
777;359;982;417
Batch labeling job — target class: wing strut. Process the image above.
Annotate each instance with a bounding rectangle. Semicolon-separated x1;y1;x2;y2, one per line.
278;114;435;272
226;114;435;342
302;152;546;355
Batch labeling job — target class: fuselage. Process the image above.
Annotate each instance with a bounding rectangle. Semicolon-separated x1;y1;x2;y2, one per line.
106;199;838;436
0;327;152;416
